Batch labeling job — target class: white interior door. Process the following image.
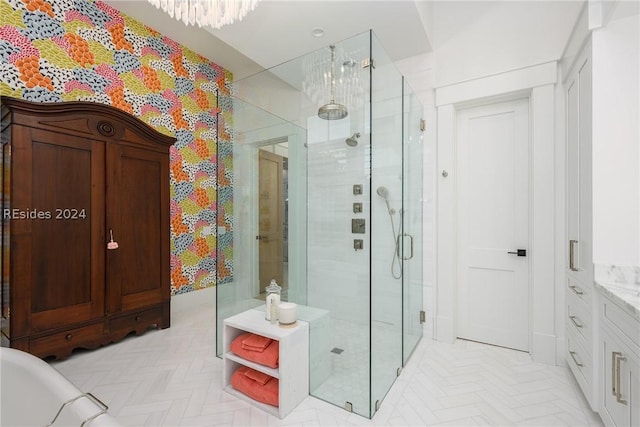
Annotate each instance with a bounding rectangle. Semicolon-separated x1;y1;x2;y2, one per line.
456;98;529;351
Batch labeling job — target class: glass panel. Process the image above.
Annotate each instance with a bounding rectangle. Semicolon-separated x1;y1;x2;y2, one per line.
402;78;424;363
303;31;372;418
370;31;403;417
216;96;306;357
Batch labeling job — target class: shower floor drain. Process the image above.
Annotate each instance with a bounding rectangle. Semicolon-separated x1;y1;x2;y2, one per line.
331;347;344;354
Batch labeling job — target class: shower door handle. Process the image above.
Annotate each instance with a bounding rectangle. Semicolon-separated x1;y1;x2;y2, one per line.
400;233;414;260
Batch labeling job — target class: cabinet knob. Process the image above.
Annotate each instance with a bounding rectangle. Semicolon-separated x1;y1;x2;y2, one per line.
65;334;73;341
135;316;141;322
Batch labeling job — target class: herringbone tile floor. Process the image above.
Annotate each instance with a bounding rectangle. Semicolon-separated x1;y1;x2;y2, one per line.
50;289;603;426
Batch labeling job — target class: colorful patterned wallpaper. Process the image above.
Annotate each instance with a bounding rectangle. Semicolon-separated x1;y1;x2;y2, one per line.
0;0;234;294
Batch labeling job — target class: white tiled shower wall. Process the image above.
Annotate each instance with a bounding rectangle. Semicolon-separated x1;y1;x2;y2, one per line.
305;124;374;325
304;55;431;329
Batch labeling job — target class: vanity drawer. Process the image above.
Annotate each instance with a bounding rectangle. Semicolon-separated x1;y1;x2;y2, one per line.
567;277;592;307
600;294;640;352
567;296;592;346
567;326;592;388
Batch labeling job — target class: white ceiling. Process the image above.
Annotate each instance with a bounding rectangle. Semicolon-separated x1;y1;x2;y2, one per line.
106;0;584;86
105;0;433;80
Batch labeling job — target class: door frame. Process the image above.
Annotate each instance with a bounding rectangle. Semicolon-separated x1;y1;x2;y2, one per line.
248;136;288;295
257;148;285;294
454;96;532;352
435;62;559;365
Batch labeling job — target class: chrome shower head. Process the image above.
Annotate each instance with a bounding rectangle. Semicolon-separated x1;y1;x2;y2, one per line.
345;132;360;146
318;102;348;120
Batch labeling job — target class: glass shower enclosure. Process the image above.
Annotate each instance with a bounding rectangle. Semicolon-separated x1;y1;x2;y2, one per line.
216;31;424;419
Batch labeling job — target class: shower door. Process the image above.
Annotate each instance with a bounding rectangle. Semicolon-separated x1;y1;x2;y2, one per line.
402;78;424;363
370;36;424;415
370;32;404;416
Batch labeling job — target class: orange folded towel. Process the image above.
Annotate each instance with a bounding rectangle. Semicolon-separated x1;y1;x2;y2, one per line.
230;333;279;368
231;366;279;407
241;333;273;352
244;368;271;385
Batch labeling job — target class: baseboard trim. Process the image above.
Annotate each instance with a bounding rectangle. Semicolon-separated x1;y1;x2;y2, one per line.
532;331;557;365
435;315;455;343
171;286;216;314
556;335;567;367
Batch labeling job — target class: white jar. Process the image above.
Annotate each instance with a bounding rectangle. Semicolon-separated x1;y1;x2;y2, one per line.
278;302;297;325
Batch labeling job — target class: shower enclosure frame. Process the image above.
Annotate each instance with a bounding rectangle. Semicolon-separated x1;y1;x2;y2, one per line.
216;30;424;419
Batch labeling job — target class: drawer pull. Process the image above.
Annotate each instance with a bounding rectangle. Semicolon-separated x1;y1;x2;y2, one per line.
135;316;141;322
613;352;628;405
65;334;73;341
569;350;583;367
569;315;584;328
569;284;584;295
612;352;617;395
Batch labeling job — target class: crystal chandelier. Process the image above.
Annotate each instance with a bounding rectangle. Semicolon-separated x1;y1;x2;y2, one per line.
147;0;260;29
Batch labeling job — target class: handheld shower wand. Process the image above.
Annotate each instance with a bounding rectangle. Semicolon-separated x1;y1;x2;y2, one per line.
376;186;402;279
376;186;395;215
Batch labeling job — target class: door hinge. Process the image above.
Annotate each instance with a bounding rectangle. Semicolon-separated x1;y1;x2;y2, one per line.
420;310;426;324
362;58;375;69
420;119;426;131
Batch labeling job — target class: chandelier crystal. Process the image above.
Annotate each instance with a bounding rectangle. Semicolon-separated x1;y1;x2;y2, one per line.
147;0;260;29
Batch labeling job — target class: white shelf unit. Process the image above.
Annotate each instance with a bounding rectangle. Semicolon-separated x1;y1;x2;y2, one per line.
223;309;309;419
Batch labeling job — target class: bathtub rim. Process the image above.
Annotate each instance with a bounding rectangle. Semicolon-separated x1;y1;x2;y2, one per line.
0;346;121;426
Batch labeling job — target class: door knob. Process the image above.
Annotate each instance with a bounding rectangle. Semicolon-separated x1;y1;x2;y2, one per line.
507;249;527;257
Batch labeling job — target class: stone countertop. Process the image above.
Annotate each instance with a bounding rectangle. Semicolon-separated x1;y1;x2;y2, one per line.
595;280;640;319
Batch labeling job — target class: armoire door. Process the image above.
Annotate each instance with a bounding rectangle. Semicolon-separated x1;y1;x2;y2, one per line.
105;143;170;316
11;126;105;335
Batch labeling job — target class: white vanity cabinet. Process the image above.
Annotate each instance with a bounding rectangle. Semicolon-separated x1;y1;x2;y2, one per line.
222;309;309;419
598;291;640;426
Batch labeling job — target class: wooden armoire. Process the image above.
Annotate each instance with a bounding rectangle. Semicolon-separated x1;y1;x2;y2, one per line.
0;97;175;359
